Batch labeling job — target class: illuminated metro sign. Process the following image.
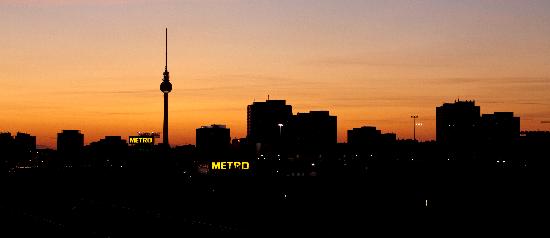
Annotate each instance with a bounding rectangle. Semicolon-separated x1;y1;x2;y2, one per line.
129;136;154;144
211;161;250;170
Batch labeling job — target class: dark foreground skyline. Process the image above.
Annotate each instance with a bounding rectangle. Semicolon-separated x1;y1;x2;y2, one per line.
2;98;546;149
3;97;550;235
3;1;550;235
2;97;549;175
2;99;549;235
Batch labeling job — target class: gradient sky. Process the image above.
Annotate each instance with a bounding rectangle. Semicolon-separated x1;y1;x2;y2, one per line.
2;0;550;148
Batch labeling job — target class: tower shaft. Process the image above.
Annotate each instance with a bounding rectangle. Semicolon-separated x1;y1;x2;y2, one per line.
163;92;169;145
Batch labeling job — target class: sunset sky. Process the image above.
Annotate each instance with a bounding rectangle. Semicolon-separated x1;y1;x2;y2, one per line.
2;0;550;148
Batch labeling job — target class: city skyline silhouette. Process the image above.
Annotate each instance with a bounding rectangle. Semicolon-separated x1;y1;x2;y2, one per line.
2;2;550;235
0;98;539;150
2;1;550;148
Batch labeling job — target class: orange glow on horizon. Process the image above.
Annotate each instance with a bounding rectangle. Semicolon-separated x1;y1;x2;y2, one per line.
1;1;549;148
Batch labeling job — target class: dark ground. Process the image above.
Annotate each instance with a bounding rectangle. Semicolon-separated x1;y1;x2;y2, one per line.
1;165;548;237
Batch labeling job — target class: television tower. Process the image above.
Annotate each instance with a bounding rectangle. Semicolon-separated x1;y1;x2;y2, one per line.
160;28;172;147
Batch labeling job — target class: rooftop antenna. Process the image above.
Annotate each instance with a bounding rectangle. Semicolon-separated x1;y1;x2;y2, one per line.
268;94;270;100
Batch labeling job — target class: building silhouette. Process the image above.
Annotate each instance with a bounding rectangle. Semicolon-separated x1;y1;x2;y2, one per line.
88;136;128;168
57;130;84;152
480;112;520;144
520;131;550;143
0;132;37;169
15;132;36;151
436;100;480;144
347;126;396;147
159;28;173;147
247;100;293;145
196;124;230;153
0;132;14;148
0;132;15;170
517;131;550;168
57;130;84;167
290;111;337;151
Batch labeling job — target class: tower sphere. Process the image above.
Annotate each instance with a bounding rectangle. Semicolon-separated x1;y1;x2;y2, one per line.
160;80;172;93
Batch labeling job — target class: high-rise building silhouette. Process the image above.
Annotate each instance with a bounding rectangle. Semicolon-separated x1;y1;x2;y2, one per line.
436;100;480;144
0;132;15;163
57;130;84;167
196;124;230;153
0;132;37;167
15;132;36;151
247;100;292;145
0;132;13;147
0;133;15;167
290;111;337;150
159;28;173;147
57;130;84;152
480;112;520;143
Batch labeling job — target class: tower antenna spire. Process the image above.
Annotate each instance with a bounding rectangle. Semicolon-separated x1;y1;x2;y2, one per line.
165;27;168;71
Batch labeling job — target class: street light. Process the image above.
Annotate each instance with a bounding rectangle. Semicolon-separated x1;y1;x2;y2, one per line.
277;123;284;136
411;115;418;141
